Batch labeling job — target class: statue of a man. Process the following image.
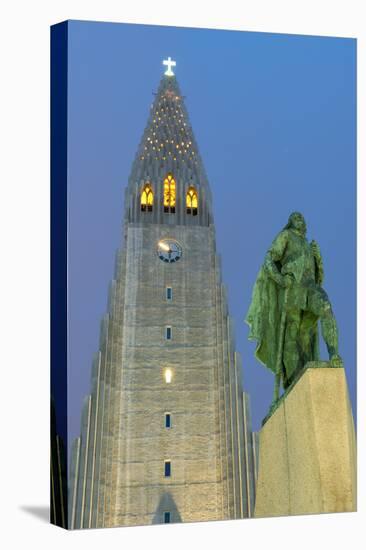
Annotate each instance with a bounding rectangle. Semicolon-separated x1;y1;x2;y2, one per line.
246;212;342;393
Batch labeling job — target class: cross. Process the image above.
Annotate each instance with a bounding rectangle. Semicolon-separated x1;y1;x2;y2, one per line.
163;57;176;76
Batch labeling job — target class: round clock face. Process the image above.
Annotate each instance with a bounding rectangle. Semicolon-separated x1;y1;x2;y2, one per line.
157;239;182;263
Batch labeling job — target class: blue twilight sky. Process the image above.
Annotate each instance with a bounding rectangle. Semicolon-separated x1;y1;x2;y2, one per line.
65;20;356;452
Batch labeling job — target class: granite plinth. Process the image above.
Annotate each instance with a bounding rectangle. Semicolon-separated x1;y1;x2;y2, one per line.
254;366;356;517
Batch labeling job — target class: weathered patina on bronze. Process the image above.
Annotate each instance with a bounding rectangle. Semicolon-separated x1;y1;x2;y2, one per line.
246;212;342;408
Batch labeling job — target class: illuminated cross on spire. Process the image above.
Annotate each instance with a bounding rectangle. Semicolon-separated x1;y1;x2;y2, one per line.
163;57;176;76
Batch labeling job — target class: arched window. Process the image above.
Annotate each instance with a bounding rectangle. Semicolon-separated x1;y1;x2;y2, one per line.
141;183;153;212
186;186;198;216
163;174;176;214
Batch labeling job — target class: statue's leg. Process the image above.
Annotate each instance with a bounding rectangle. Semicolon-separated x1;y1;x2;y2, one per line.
283;310;301;388
308;287;342;367
299;311;318;364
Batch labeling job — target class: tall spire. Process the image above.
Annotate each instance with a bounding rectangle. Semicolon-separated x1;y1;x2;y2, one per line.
130;74;206;178
126;61;213;227
68;55;258;529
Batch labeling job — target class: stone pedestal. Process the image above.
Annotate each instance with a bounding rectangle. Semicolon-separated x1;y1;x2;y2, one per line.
254;367;356;518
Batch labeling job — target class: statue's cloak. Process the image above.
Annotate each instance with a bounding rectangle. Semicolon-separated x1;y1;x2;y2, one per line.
245;266;281;374
245;266;320;376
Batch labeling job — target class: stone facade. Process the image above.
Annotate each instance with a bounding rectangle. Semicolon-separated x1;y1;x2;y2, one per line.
69;69;257;528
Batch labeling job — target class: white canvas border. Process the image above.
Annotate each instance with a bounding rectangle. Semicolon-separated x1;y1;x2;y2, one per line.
0;1;363;549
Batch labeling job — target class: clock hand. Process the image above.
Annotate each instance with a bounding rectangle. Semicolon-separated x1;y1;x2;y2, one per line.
159;241;170;252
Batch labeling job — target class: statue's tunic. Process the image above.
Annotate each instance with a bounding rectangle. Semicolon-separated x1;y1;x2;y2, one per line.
264;229;325;313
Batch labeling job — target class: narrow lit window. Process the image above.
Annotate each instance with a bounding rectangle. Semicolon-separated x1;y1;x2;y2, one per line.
166;326;172;340
164;511;171;524
164;369;172;384
164;460;171;477
141;183;154;212
186;186;198;216
165;413;171;428
163;173;176;213
166;287;172;300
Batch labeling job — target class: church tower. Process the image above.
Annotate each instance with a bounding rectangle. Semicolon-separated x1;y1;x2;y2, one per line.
69;58;257;528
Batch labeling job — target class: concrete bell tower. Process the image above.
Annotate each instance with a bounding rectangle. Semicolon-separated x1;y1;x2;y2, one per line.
69;59;258;528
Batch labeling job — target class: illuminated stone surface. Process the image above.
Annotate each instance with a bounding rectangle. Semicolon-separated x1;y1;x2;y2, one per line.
254;367;356;518
69;68;257;528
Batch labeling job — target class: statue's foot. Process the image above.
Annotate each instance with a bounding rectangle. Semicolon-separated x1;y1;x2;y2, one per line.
330;354;343;368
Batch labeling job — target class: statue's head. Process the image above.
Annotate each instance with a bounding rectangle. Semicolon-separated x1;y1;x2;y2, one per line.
285;211;307;236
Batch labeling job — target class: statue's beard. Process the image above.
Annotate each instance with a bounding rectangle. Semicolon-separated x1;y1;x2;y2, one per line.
292;226;306;237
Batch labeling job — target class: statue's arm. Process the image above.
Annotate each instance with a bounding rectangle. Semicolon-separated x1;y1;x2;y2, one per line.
311;239;324;285
263;231;289;287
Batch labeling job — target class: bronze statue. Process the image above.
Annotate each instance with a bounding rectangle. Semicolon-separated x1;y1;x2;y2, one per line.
246;212;342;403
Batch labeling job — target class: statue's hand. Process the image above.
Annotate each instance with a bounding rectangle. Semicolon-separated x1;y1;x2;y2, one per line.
281;274;294;288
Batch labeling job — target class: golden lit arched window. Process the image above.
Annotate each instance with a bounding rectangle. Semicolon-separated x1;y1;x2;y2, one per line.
186;186;198;216
164;174;176;213
141;183;154;212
